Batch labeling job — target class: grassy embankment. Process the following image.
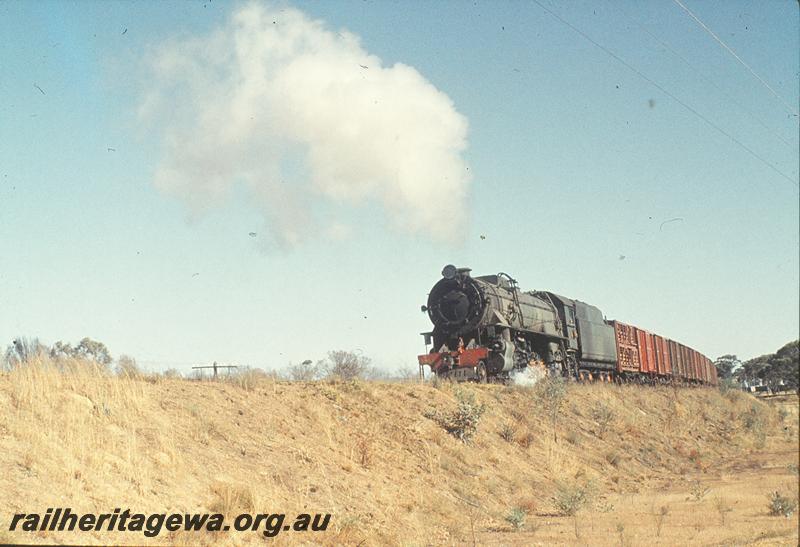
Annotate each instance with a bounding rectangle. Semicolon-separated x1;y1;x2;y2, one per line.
1;357;797;545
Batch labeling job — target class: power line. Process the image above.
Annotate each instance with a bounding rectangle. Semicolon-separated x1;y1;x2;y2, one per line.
615;2;793;149
672;0;799;118
530;0;798;187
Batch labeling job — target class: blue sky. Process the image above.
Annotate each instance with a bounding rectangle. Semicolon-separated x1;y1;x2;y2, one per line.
1;0;797;373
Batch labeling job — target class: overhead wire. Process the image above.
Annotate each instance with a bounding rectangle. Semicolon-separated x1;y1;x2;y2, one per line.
672;0;799;118
530;0;799;188
614;2;793;149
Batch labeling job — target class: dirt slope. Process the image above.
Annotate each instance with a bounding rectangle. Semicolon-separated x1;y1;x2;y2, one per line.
1;358;797;545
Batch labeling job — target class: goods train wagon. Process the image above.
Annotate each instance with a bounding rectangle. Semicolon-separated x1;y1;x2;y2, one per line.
609;321;714;384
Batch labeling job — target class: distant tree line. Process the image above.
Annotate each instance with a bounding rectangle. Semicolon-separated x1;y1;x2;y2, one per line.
3;336;130;373
3;337;416;383
714;340;799;391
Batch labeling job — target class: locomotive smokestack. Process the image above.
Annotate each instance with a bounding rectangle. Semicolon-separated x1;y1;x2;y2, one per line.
441;264;471;279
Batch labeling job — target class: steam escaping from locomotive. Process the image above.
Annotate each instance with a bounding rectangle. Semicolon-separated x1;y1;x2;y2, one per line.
139;3;471;249
511;367;546;387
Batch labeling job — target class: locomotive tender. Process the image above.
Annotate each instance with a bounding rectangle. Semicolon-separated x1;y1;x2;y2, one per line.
417;265;717;385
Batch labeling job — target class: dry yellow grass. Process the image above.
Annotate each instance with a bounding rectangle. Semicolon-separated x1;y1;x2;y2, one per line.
0;357;797;545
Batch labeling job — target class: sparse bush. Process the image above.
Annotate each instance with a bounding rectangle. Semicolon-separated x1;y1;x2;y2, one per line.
504;507;526;530
767;491;797;517
553;479;594;516
499;422;516;442
116;355;142;379
424;389;486;443
689;481;710;501
228;366;269;391
742;403;768;446
536;375;567;441
285;359;319;381
591;401;615;438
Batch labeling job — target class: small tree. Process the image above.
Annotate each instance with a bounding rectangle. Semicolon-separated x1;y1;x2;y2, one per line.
321;350;371;381
714;354;741;380
74;337;112;366
4;337;47;368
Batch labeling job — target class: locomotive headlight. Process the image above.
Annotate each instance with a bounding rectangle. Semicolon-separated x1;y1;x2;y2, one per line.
442;264;457;280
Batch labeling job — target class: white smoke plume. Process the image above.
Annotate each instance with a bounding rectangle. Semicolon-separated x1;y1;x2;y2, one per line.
139;2;471;248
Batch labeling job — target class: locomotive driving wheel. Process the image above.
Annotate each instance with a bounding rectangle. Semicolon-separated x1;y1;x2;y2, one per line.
475;361;488;384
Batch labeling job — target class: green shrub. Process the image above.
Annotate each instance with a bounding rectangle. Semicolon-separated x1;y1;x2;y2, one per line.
424;389;486;443
504;507;526;530
553;480;594;516
767;491;797;517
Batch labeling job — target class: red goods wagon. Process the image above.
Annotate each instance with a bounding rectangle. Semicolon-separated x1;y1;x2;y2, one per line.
697;351;704;383
699;353;706;383
696;351;704;383
609;321;713;385
683;346;697;380
689;348;703;382
612;321;641;373
636;328;657;375
680;345;692;381
667;340;680;380
653;335;672;376
692;350;706;382
663;338;673;376
687;348;696;381
678;343;688;381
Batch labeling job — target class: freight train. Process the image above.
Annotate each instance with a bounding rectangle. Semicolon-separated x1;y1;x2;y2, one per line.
417;265;717;386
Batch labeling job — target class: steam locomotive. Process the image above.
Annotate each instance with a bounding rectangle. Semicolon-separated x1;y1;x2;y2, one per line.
417;265;717;385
